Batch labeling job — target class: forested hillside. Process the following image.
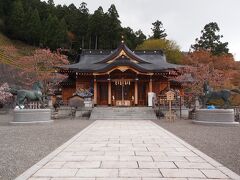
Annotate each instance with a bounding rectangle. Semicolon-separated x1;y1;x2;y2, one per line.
0;0;146;50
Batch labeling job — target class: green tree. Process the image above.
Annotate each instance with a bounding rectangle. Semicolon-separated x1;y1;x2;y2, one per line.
79;2;88;14
135;30;146;47
58;18;68;48
105;4;121;49
47;0;55;6
64;3;78;32
121;27;137;49
0;0;13;19
55;4;67;20
25;9;41;45
88;6;105;49
0;0;4;18
77;2;89;49
0;0;5;31
35;0;49;20
136;39;182;64
8;0;25;39
120;28;146;49
41;14;62;49
151;20;167;39
191;22;229;55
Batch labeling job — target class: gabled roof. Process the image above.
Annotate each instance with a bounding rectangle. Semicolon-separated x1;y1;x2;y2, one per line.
95;43;150;64
59;42;182;73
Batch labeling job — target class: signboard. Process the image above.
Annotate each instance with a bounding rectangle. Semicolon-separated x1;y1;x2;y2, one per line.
165;90;176;122
166;90;175;101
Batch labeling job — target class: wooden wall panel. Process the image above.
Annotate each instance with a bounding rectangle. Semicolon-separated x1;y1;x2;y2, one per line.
153;82;160;94
62;86;76;103
76;79;91;90
159;82;168;93
152;81;170;95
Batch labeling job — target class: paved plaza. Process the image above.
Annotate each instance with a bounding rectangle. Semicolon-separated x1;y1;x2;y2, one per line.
16;120;240;180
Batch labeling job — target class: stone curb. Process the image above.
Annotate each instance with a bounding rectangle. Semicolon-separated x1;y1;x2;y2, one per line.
15;121;97;180
150;121;240;180
192;120;239;126
10;120;54;125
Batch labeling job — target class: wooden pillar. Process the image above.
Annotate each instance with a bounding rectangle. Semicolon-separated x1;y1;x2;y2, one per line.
94;79;97;105
168;81;170;90
134;81;138;105
149;78;153;92
108;80;111;106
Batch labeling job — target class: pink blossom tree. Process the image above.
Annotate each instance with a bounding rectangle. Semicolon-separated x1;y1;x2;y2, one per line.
0;83;13;107
15;49;69;93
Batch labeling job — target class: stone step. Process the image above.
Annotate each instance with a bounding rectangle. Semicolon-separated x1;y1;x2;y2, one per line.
90;107;157;120
90;116;157;119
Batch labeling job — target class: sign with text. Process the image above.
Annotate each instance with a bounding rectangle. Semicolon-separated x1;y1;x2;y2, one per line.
166;90;175;101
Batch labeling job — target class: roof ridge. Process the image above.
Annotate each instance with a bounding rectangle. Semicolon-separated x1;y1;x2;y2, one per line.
95;43;151;64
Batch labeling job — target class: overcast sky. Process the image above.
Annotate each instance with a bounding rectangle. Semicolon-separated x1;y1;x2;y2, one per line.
46;0;240;60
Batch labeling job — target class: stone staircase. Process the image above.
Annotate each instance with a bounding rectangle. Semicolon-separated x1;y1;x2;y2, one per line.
90;107;157;120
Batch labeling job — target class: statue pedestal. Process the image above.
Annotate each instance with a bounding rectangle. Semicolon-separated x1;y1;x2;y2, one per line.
11;109;53;124
193;109;239;126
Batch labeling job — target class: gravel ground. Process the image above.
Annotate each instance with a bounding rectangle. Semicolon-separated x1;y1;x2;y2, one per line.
0;112;94;180
152;119;240;175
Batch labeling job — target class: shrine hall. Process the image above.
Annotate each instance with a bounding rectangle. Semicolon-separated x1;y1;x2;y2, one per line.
57;42;182;106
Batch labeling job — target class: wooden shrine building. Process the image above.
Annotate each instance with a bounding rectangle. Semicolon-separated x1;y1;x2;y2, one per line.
57;42;182;106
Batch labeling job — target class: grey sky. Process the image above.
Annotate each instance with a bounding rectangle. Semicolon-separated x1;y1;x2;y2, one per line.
46;0;240;60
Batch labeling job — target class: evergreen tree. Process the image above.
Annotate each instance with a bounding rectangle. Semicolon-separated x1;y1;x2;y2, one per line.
151;20;167;39
135;30;146;47
26;9;41;45
65;3;78;33
121;27;137;49
48;0;55;6
106;4;121;49
1;1;150;52
73;2;89;49
79;2;88;14
58;18;68;48
121;27;146;49
0;0;13;19
191;22;229;55
0;0;4;18
8;0;25;39
42;14;61;49
88;6;105;49
24;7;33;42
36;0;49;20
47;0;55;16
55;4;67;20
0;0;5;31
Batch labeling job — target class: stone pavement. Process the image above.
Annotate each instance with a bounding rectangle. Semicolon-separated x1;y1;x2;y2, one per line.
16;120;240;180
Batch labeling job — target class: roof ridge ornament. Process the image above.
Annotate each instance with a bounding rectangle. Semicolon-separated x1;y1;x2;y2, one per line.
121;35;125;44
